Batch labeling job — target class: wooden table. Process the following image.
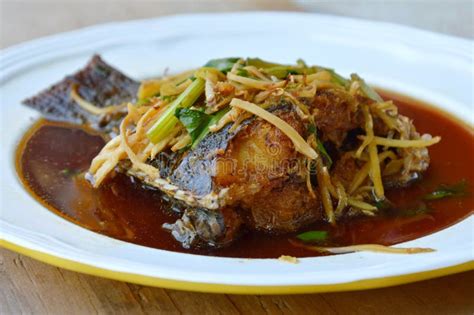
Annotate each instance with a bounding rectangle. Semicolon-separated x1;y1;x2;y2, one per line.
2;249;473;314
1;1;473;314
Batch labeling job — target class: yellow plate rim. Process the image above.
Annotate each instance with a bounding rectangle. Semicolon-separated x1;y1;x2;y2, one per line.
2;239;473;294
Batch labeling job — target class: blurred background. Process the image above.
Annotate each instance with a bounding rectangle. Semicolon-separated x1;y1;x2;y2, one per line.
1;0;472;49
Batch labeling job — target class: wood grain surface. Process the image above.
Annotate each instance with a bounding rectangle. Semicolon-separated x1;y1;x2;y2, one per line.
1;1;473;314
1;249;474;314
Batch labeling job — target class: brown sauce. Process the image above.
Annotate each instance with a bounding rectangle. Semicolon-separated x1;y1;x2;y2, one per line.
16;91;474;258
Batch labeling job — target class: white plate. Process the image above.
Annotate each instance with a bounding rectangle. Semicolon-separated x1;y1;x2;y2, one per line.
1;12;473;294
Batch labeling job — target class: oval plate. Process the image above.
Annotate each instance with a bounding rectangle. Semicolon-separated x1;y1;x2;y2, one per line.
1;12;473;294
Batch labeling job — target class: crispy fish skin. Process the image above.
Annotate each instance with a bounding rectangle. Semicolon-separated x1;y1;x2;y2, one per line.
22;55;139;132
163;206;243;249
155;103;308;201
168;121;248;197
133;103;322;245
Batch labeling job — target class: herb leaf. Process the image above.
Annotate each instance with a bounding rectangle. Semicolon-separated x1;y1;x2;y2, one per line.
147;78;205;144
264;66;316;79
175;108;210;142
296;230;328;242
424;180;469;200
330;70;350;88
375;199;394;211
308;125;333;167
351;74;383;102
246;57;282;68
175;107;229;149
317;140;332;168
204;58;240;74
236;69;249;77
318;67;350;88
247;58;351;85
191;108;229;148
247;58;320;79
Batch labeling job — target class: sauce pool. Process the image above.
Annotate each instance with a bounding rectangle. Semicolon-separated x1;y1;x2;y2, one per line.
16;91;474;258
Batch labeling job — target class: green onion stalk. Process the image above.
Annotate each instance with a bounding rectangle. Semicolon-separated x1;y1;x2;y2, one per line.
146;78;205;144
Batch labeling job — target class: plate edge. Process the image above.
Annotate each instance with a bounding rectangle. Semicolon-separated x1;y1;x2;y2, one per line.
1;239;473;294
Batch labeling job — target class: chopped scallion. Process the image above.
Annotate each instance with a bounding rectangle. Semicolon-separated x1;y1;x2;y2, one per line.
308;124;333;167
204;58;240;74
175;107;229;149
146;78;205;144
296;230;328;242
351;74;383;102
424;180;469;200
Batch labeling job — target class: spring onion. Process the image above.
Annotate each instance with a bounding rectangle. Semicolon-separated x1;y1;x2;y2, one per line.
146;78;205;144
296;230;328;242
424;180;469;200
175;107;229;149
246;57;319;79
204;58;240;73
308;125;332;167
351;74;383;102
